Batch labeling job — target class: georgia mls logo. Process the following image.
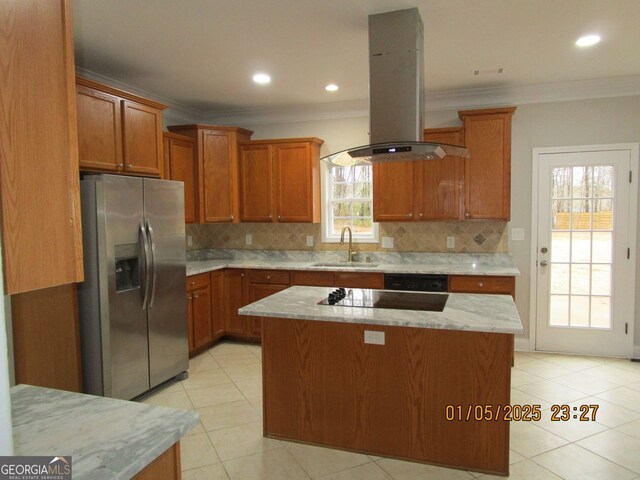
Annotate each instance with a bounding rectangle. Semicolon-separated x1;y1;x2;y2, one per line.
0;456;72;480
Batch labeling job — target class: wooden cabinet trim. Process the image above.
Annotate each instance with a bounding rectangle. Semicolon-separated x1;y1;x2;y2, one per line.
448;275;515;298
76;75;167;111
458;106;517;119
239;137;323;146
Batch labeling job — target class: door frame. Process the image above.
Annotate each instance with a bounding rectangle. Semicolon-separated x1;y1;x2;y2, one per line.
529;143;639;357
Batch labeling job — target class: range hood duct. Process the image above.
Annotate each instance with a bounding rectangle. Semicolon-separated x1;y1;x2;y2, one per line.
323;8;469;167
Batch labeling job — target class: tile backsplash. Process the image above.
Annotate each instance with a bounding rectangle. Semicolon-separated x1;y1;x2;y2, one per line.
186;221;508;253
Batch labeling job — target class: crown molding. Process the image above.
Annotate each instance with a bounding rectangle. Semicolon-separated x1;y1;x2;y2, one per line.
74;68;202;124
74;69;640;127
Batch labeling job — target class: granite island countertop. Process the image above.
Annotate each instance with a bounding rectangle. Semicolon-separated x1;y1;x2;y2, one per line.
11;385;199;480
186;250;520;277
239;286;523;335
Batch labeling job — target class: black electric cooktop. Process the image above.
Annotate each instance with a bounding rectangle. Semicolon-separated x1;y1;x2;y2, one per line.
318;288;448;312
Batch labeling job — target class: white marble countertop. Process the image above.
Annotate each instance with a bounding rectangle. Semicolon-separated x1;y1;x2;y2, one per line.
11;385;199;480
186;252;520;277
239;286;523;335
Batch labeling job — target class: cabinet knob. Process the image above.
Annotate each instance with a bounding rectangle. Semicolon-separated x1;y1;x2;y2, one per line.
127;164;133;169
190;281;195;286
269;214;273;220
465;212;470;217
230;214;234;220
116;163;123;169
419;213;423;218
193;294;199;299
407;213;413;218
277;215;280;220
478;282;484;288
241;273;244;277
267;275;271;280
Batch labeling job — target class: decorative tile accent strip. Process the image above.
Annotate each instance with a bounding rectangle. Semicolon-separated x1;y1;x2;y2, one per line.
185;221;508;254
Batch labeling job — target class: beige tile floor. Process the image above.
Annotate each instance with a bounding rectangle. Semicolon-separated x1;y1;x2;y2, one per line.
143;342;640;479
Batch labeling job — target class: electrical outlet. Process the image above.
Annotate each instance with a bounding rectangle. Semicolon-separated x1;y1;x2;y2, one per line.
187;235;193;247
446;236;455;249
364;330;385;345
306;235;314;247
511;228;525;241
381;236;394;249
245;234;252;245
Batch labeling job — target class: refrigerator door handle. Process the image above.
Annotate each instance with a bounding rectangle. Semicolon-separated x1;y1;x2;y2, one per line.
146;220;157;308
139;220;151;309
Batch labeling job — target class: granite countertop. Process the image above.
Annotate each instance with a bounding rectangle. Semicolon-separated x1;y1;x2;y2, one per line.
11;385;199;480
186;251;520;277
239;286;523;335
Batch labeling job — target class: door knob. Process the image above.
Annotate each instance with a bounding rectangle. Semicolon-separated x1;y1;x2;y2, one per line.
541;247;548;253
540;260;549;267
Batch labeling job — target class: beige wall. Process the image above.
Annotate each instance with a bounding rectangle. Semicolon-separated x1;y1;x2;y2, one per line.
239;95;640;348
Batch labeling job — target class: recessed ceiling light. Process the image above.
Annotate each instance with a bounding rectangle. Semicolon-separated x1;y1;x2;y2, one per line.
253;73;271;84
325;83;339;92
575;34;601;47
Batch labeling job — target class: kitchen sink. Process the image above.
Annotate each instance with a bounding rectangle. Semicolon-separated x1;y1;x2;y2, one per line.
311;262;379;268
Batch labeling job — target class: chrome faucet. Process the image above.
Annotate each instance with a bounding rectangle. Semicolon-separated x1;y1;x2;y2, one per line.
340;226;357;262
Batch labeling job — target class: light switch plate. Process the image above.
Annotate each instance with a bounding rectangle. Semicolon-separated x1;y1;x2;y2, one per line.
187;235;193;247
511;228;525;241
364;330;385;345
446;236;455;249
245;234;253;245
381;236;394;249
306;235;314;247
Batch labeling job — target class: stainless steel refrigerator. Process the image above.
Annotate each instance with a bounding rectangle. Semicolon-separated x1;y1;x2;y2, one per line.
78;174;188;400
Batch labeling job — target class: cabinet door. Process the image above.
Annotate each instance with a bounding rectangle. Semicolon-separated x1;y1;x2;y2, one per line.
164;134;197;223
192;284;213;350
239;144;274;222
76;85;123;172
292;271;335;286
275;143;318;222
186;293;195;352
122;100;163;177
224;269;247;335
461;110;514;220
418;128;465;220
246;283;289;339
334;272;384;289
202;130;234;222
373;161;416;221
1;0;84;293
210;270;225;339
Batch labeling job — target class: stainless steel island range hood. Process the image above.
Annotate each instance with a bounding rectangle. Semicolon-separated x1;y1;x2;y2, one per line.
323;8;469;167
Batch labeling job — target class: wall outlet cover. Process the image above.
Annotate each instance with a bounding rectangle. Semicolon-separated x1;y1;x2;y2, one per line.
381;236;394;249
245;234;253;245
306;235;314;247
187;235;193;247
446;236;455;249
364;330;385;345
511;228;525;241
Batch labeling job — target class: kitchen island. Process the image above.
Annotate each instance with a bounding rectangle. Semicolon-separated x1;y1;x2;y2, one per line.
239;286;523;477
11;385;199;480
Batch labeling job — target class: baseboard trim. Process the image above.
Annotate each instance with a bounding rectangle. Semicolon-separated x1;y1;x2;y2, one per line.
632;344;640;360
514;337;531;352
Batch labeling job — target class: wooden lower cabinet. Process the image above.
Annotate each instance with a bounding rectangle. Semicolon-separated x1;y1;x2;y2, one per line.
246;282;290;339
224;269;249;337
132;442;181;480
11;284;83;392
186;271;224;356
448;275;515;298
262;318;512;476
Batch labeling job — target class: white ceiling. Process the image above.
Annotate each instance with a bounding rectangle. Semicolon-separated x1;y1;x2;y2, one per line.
72;0;640;120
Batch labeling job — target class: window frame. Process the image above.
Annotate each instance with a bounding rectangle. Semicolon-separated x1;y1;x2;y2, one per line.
320;162;379;244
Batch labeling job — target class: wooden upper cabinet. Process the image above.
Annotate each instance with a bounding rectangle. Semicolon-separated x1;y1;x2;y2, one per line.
419;127;465;221
0;0;84;293
76;86;123;171
373;161;416;221
167;125;253;223
163;132;197;223
76;76;166;177
239;143;274;222
459;107;516;220
238;138;323;223
122;100;163;175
